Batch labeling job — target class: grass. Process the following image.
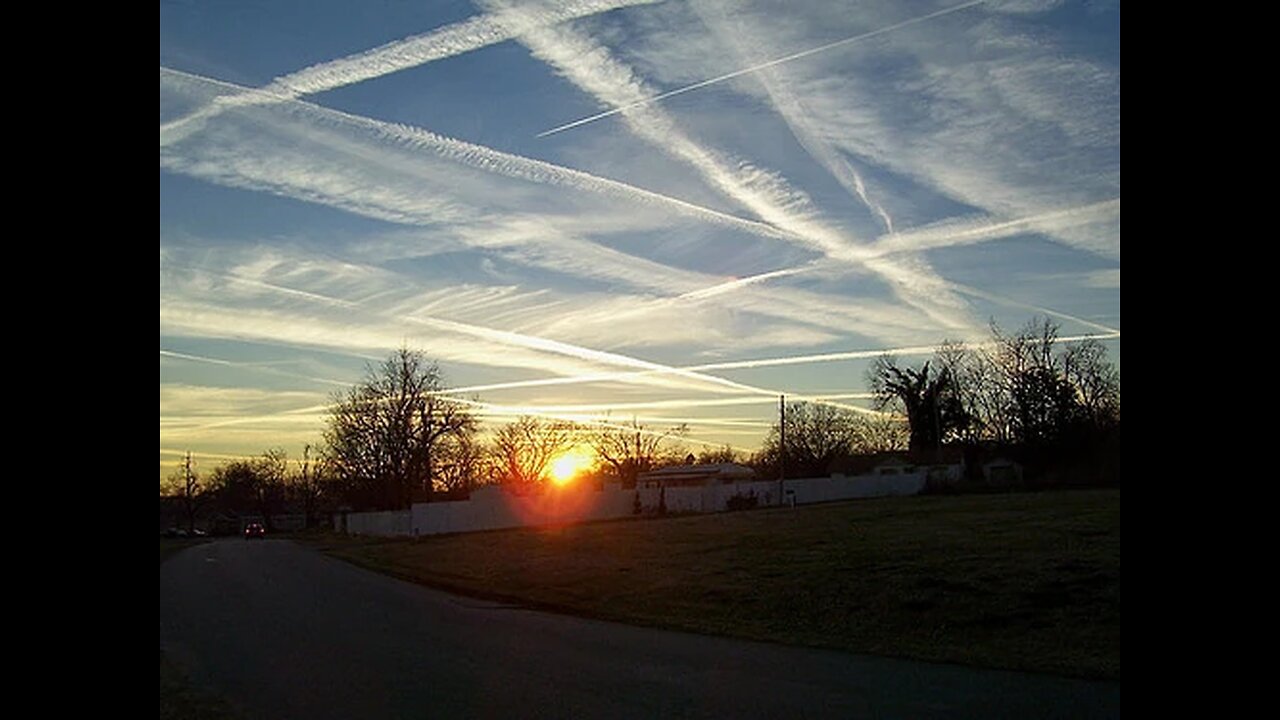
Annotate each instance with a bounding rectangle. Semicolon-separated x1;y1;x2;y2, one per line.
317;488;1120;679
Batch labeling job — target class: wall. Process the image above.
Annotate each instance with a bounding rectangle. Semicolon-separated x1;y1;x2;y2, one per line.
340;470;935;538
343;509;412;537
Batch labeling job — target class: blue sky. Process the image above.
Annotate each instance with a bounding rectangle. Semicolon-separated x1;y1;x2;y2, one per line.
159;0;1120;482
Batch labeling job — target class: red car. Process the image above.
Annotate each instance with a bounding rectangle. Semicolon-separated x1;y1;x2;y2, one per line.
244;522;266;539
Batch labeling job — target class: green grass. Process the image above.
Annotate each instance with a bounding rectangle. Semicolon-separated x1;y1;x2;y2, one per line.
318;489;1120;679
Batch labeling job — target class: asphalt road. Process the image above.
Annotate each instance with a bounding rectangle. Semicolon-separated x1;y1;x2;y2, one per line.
159;539;1119;719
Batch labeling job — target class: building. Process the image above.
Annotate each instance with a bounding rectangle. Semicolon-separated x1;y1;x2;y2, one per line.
637;463;756;488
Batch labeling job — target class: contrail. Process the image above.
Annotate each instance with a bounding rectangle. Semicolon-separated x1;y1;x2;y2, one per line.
417;395;758;452
160;0;661;145
870;199;1121;257
692;0;897;233
471;394;875;415
161;67;792;242
676;263;819;301
443;331;1120;395
536;0;988;137
671;200;1121;332
161;348;352;387
167;263;879;417
502;10;975;329
160;348;759;452
162;67;972;336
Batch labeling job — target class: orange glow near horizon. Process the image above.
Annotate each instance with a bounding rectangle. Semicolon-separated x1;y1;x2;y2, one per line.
550;449;593;486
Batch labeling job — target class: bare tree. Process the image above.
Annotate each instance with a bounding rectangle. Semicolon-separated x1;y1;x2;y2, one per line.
589;417;686;487
161;451;205;533
288;444;327;528
433;432;489;493
205;452;281;526
253;448;290;530
935;339;1014;443
695;444;742;465
754;402;860;478
489;416;580;487
850;413;909;454
324;348;474;509
1063;339;1121;429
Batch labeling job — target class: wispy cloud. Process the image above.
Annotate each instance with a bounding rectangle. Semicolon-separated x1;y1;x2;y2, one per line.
161;70;979;349
869;199;1120;257
442;330;1119;397
536;0;988;137
161;1;1118;480
162;255;888;418
161;0;662;145
161;66;795;240
493;2;976;329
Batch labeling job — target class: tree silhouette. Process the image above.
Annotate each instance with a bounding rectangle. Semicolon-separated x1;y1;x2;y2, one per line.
490;416;580;487
869;357;970;454
161;451;205;533
754;402;859;478
589;417;685;487
324;348;474;509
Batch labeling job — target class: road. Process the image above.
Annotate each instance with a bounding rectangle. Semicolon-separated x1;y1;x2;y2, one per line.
159;539;1119;719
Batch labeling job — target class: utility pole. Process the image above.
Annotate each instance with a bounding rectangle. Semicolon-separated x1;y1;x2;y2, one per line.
182;451;195;533
778;395;786;506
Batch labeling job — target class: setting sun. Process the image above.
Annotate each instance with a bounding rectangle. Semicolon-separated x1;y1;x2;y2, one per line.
550;449;593;486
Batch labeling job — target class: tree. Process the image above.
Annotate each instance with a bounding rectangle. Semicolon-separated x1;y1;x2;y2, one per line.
990;317;1119;444
1062;338;1121;430
754;402;860;479
489;416;580;487
253;448;289;530
868;357;970;454
433;432;489;494
287;444;327;528
589;417;686;487
849;413;910;454
208;450;288;529
323;348;474;509
934;339;1001;443
161;451;205;533
695;444;742;465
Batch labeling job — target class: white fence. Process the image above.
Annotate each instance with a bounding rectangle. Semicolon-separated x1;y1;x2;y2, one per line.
339;471;930;538
343;509;412;536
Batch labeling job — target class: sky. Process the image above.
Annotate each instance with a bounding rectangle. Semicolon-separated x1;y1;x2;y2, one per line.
159;0;1120;483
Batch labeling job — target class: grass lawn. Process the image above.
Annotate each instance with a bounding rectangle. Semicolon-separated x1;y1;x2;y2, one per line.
317;488;1120;679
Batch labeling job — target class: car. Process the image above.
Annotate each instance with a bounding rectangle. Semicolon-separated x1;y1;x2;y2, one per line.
244;522;266;539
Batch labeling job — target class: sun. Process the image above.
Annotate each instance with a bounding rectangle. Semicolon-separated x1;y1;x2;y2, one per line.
549;449;593;486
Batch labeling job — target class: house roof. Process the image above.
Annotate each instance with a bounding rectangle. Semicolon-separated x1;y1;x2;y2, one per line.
827;447;965;476
639;463;755;483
